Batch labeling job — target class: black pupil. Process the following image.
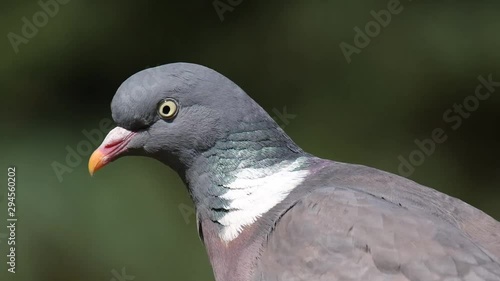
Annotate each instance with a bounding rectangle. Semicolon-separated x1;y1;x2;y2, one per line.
162;105;171;115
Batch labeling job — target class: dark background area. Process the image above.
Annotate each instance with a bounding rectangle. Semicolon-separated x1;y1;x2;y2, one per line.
1;0;499;280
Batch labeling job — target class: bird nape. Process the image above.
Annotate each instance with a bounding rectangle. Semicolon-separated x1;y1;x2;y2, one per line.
88;63;500;281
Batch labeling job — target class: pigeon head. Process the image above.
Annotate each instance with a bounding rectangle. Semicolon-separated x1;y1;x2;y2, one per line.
89;63;302;179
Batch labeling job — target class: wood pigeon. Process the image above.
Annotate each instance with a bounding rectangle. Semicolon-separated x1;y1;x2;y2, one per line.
88;63;500;281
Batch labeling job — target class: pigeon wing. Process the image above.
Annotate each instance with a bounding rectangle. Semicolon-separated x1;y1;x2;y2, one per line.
256;187;500;281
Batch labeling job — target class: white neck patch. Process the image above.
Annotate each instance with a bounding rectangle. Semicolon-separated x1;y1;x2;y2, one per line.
216;157;309;242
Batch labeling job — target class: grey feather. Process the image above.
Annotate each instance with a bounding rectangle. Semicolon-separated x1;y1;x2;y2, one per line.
256;161;500;281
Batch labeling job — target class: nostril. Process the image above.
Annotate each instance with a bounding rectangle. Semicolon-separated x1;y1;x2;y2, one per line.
104;139;123;149
102;127;137;149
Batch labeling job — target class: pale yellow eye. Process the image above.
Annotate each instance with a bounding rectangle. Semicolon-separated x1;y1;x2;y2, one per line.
157;99;179;119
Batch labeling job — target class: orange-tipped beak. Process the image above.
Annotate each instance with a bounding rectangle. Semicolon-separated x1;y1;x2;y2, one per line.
88;149;106;176
88;126;137;176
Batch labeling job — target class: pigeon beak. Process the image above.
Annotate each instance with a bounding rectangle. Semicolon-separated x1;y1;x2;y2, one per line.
88;126;137;176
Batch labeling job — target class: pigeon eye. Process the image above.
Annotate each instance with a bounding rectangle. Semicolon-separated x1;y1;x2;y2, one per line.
157;99;179;119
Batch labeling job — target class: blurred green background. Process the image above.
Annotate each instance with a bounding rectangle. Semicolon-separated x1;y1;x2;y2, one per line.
1;0;500;280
